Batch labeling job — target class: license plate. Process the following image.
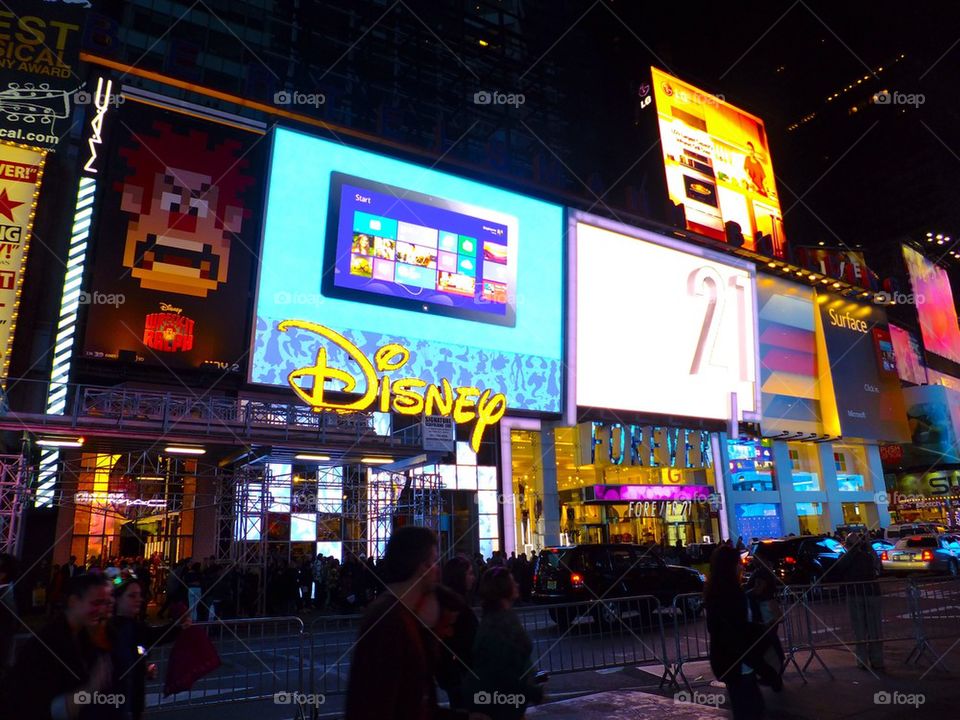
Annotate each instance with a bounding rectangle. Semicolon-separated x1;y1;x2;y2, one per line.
547;580;557;590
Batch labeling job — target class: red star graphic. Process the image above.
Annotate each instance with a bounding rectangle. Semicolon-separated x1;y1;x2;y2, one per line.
0;188;23;222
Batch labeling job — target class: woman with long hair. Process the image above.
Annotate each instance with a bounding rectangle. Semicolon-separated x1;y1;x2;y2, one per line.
436;555;479;710
704;545;765;720
111;578;188;720
468;566;544;720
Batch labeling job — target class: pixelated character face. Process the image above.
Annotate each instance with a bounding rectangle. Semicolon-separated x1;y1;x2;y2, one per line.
118;123;253;298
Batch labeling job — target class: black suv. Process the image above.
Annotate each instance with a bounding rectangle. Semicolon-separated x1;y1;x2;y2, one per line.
531;544;705;627
744;535;846;585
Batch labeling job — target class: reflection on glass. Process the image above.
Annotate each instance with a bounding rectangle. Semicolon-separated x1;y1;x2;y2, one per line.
727;437;776;491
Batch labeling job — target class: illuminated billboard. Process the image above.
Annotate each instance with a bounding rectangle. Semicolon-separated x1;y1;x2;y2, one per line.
81;103;266;371
251;128;564;414
902;245;960;365
889;324;927;386
651;67;786;258
756;275;822;435
571;213;759;422
0;141;46;383
815;293;909;441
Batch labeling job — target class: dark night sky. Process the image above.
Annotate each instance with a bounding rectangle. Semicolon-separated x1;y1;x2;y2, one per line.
520;0;960;282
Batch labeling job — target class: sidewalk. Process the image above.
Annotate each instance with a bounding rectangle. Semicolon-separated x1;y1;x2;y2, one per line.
528;640;957;720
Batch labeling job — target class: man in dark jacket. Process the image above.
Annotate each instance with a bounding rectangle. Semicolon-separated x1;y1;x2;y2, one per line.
836;532;884;670
3;574;115;719
345;527;488;720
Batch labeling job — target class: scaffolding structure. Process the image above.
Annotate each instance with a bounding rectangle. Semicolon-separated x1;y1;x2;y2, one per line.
0;453;29;557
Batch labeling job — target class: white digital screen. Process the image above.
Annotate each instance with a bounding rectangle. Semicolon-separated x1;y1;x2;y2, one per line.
573;219;758;421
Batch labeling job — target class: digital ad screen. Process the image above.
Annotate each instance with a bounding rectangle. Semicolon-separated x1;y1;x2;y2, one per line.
902;244;960;365
651;67;787;259
251;128;564;413
324;173;517;326
572;215;759;422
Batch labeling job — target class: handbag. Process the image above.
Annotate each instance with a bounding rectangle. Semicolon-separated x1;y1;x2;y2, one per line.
163;625;222;695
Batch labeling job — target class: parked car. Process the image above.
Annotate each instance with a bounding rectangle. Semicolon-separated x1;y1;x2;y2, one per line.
743;535;847;585
532;544;705;627
880;534;960;576
881;523;947;541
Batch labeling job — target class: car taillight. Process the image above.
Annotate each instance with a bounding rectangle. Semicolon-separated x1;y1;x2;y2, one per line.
922;550;934;561
741;555;751;565
784;556;797;565
570;572;584;588
881;551;888;561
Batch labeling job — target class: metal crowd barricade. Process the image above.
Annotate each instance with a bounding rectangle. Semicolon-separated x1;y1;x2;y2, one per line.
146;616;308;715
308;613;364;698
516;595;668;677
903;576;960;671
776;577;938;676
659;591;709;692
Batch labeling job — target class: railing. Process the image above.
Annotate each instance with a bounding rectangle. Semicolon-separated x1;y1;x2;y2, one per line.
12;577;960;717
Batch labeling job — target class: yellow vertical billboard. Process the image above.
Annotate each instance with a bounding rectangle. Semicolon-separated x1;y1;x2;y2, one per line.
0;141;46;383
651;67;787;259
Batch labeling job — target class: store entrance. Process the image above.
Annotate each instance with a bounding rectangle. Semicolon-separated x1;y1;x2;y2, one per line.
440;490;479;559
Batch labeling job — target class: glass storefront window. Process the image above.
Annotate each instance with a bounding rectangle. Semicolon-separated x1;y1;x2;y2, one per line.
834;444;870;492
788;443;821;491
841;502;867;525
734;502;782;541
796;502;826;534
727;437;776;491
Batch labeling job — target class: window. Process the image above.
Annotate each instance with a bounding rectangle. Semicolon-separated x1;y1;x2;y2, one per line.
727;438;776;491
788;443;821;491
796;502;826;535
834;444;870;492
609;547;634;574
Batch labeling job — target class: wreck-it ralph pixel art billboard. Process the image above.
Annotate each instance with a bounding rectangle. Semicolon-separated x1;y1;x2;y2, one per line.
82;102;265;372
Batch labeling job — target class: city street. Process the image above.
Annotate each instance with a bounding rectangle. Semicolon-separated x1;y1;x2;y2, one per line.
139;579;960;719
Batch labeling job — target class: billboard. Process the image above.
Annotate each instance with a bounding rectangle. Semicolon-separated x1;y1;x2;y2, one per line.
81;102;265;371
902;245;960;365
815;293;909;441
756;275;821;435
651;67;786;258
572;214;758;422
251;127;564;414
889;324;927;386
900;384;960;468
0;2;86;150
0;140;45;381
794;247;878;289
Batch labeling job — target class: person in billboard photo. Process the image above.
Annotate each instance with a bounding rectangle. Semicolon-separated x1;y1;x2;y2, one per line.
743;141;768;196
118;121;254;299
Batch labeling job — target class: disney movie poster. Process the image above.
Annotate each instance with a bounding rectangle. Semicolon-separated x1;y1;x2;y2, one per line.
81;102;265;372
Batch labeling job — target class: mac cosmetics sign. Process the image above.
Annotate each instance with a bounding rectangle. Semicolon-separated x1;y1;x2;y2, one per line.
815;293;909;442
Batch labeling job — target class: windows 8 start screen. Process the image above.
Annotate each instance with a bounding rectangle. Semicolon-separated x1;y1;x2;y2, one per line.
328;176;515;325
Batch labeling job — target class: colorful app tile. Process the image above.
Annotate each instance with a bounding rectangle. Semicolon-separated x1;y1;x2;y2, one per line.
395;262;436;289
398;221;439;248
350;254;373;277
438;251;457;273
458;235;477;256
351;233;373;255
483;260;508;284
438;272;475;296
373;258;395;281
439;231;459;252
353;211;397;239
483;241;508;264
457;256;476;276
374;237;396;260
